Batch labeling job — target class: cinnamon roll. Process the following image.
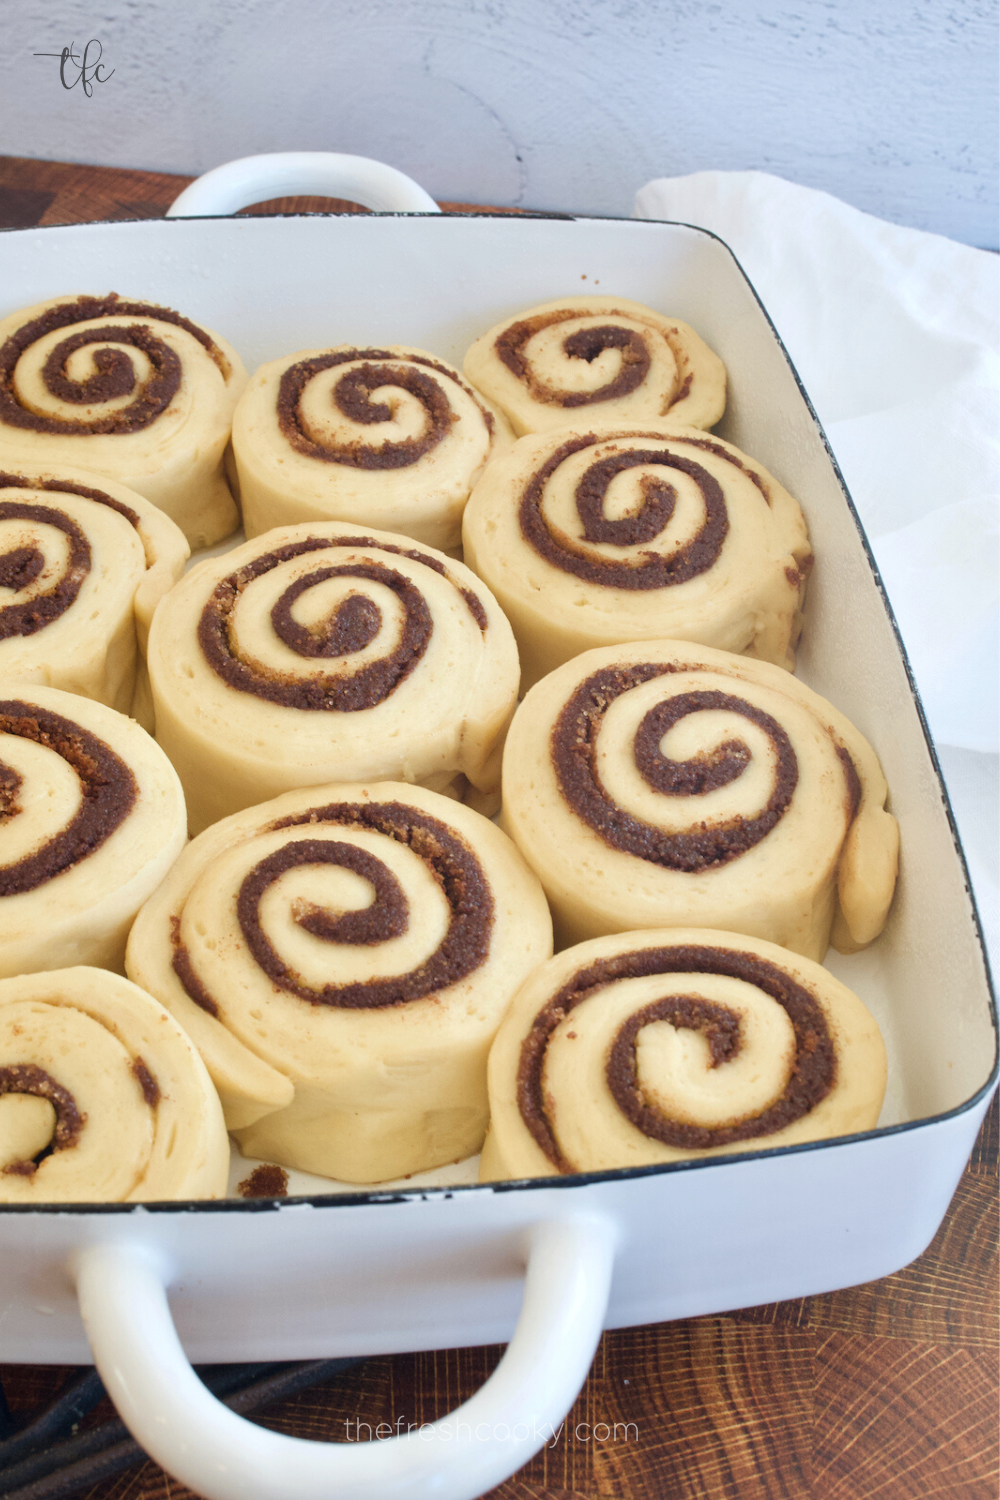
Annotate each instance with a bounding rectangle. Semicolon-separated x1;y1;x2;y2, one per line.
147;523;519;834
0;294;247;548
0;967;228;1202
0;685;186;976
463;424;811;688
126;782;553;1182
0;462;188;726
501;641;899;960
464;296;726;436
232;345;515;551
480;929;887;1180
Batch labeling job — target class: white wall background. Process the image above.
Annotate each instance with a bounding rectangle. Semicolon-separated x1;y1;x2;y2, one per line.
2;0;997;247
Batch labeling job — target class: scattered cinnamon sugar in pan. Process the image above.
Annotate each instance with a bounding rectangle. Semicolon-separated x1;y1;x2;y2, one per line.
237;1163;288;1198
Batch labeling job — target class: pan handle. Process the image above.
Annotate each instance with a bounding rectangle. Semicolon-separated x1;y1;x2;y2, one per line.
74;1214;616;1500
165;151;442;217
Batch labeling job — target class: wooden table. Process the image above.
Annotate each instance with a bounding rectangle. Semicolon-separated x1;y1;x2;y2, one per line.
0;154;996;1500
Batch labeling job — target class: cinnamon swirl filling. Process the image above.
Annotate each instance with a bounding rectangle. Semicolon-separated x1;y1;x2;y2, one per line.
0;294;228;436
0;502;90;638
0;699;138;894
171;800;494;1012
0;968;229;1202
551;666;799;870
519;435;730;586
0;1062;84;1173
276;349;493;468
0;475;146;642
198;540;431;710
516;944;835;1171
497;312;653;407
197;533;491;710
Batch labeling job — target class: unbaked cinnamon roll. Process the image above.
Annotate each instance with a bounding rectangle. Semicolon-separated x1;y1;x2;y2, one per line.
126;782;553;1182
501;641;899;960
0;462;188;726
0;294;247;548
480;929;887;1180
147;522;519;834
464;296;726;435
0;967;228;1202
463;424;811;687
232;345;514;551
0;684;186;976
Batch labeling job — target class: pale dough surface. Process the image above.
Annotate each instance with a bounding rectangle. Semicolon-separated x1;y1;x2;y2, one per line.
148;521;520;834
0;967;229;1202
0;294;247;548
0;683;187;976
464;296;726;435
463;423;811;689
234;344;514;552
481;928;887;1180
501;640;899;960
0;462;188;726
127;781;553;1182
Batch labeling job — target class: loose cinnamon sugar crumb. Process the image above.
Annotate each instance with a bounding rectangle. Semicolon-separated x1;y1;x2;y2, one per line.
238;1163;289;1198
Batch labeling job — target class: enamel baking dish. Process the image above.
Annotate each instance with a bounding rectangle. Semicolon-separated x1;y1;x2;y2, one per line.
0;154;995;1500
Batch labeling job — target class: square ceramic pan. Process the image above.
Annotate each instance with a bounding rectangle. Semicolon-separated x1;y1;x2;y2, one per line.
0;166;995;1500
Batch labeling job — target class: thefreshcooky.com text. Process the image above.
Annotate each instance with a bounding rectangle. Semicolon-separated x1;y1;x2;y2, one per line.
342;1418;638;1446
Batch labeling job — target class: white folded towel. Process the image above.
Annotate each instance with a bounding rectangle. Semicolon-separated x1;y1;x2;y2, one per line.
635;171;998;969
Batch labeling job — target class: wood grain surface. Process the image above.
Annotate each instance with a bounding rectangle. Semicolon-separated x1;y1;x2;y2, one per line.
0;154;996;1500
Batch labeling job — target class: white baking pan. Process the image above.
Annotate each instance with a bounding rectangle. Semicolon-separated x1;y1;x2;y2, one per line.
0;154;994;1500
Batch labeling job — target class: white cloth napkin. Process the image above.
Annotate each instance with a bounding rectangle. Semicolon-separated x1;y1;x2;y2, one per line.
635;171;999;971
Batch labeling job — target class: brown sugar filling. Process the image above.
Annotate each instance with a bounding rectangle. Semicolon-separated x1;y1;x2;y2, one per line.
0;501;90;638
0;295;227;436
670;433;772;505
271;585;382;659
518;434;729;587
198;542;431;711
0;547;44;591
0;472;141;526
495;310;652;406
516;944;835;1171
240;838;410;958
0;474;143;641
0;1062;85;1175
172;801;494;1013
131;1056;160;1109
198;533;489;706
267;562;430;710
0;760;22;821
0;700;137;894
836;744;863;820
551;665;798;871
332;535;488;632
276;348;493;469
170;915;219;1017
